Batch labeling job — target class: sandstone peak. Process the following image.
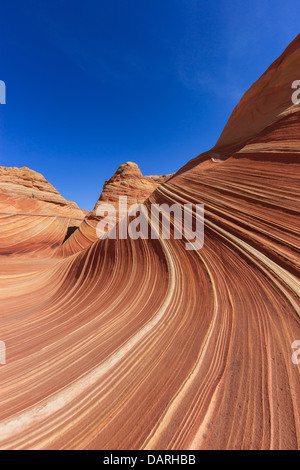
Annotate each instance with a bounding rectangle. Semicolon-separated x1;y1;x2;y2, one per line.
97;162;173;208
112;161;143;179
0;165;46;182
60;163;174;256
215;33;300;154
0;165;82;209
0;165;86;253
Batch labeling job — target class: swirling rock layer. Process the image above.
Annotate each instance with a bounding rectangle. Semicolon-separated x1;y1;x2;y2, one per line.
0;37;299;450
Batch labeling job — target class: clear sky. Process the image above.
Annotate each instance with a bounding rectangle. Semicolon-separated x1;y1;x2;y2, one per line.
0;0;299;210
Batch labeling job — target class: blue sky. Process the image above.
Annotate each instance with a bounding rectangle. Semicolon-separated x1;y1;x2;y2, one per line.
0;0;299;210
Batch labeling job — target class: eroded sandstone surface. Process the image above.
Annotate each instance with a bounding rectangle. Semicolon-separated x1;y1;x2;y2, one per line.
0;36;299;450
0;166;86;254
59;162;173;256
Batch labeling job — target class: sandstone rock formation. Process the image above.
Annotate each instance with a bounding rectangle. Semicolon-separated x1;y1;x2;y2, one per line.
0;36;299;450
59;162;173;256
0;166;86;254
179;34;300;172
96;161;172;208
0;166;79;207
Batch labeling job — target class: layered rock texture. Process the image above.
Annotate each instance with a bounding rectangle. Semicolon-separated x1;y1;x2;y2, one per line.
0;36;300;450
0;167;86;254
59;162;173;256
97;161;172;208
